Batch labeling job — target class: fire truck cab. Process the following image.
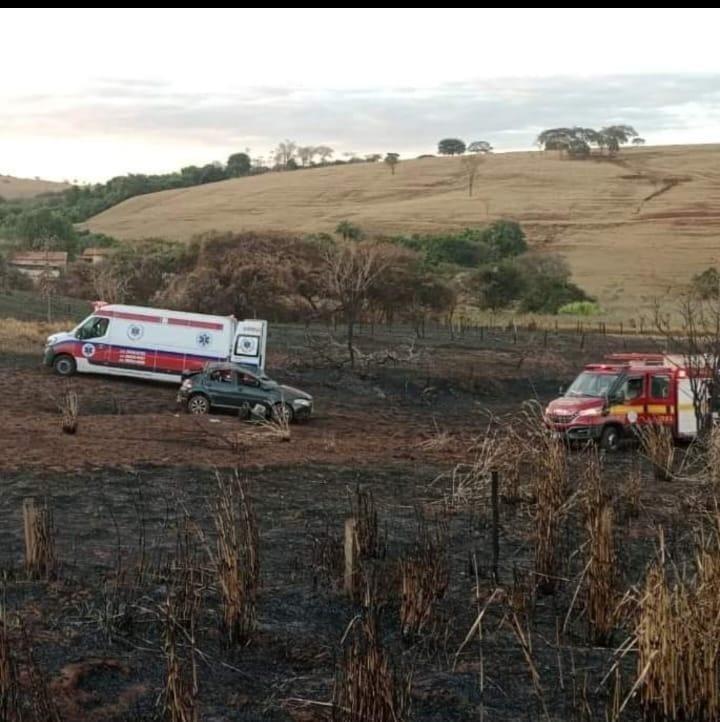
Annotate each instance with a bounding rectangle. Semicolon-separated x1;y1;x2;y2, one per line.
544;354;715;451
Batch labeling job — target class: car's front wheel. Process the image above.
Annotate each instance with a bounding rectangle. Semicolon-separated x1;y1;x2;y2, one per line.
187;394;210;415
272;402;294;424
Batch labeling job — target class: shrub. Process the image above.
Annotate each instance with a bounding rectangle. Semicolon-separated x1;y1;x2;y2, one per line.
558;300;601;316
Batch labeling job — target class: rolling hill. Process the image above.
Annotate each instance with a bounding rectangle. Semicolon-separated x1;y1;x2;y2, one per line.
0;174;70;200
84;145;720;317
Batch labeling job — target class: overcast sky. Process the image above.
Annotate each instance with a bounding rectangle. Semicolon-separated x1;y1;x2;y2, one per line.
2;8;720;182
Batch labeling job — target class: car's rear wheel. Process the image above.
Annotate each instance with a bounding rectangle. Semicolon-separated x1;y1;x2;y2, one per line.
187;394;210;415
272;402;294;424
53;354;76;377
600;425;621;452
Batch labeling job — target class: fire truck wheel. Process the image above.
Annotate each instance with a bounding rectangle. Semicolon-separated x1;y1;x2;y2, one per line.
53;354;76;377
600;425;621;452
187;394;210;415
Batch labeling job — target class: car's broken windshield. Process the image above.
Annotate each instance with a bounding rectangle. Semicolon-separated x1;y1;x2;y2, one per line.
565;372;619;398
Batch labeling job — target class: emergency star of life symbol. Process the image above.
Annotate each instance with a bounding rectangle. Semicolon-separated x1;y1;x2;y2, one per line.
127;323;144;340
197;332;212;348
82;343;96;358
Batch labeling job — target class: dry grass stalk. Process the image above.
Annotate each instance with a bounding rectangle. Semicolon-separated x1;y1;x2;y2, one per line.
531;424;569;595
582;451;617;645
399;520;449;640
635;526;720;721
207;471;259;646
162;589;199;722
308;521;344;592
706;426;720;488
332;612;411;722
20;620;62;722
635;421;675;480
0;610;21;722
23;498;56;581
350;487;385;561
621;461;643;520
58;387;79;434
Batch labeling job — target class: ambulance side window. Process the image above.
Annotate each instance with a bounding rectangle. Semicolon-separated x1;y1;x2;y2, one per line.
76;316;109;340
651;375;670;399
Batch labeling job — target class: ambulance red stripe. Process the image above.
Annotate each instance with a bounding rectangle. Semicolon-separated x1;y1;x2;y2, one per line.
100;309;224;330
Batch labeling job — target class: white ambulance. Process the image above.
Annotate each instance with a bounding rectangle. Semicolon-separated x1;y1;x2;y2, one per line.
44;302;267;383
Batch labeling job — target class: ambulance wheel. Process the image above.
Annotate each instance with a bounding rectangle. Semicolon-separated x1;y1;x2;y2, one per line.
187;394;210;415
600;425;621;453
53;354;76;377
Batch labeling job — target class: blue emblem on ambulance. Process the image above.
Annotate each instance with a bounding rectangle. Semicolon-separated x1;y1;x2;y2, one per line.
197;332;212;348
127;323;144;340
82;343;96;358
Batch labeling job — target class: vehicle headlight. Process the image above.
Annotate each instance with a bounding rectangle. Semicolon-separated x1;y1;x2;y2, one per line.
577;407;601;417
181;379;193;389
293;398;312;407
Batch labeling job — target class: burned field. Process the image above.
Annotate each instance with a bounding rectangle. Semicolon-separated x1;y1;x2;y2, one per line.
2;324;719;721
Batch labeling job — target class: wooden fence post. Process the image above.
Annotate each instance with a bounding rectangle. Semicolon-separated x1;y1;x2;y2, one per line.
491;471;500;584
344;517;358;596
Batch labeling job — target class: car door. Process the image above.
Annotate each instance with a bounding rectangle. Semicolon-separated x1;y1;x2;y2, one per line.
205;369;237;407
236;371;268;410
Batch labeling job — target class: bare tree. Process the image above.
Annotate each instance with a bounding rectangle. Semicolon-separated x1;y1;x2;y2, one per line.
654;294;720;435
296;146;313;166
460;154;484;197
324;242;393;368
315;146;334;164
92;262;128;304
273;139;298;168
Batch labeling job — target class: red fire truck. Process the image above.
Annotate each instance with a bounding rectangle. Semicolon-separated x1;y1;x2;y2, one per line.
544;354;716;451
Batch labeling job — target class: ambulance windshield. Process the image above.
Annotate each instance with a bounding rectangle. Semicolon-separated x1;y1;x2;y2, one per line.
566;372;619;398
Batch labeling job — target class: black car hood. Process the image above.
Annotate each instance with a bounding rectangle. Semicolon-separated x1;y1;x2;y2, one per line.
277;384;312;401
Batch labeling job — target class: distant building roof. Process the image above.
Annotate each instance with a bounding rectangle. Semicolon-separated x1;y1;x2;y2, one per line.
9;251;68;266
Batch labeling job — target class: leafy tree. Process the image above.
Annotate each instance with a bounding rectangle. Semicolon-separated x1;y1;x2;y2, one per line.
384;153;400;175
198;163;227;184
11;208;78;255
468;140;493;154
515;254;590;312
364;153;382;163
471;262;526;310
632;137;646;147
227;152;251;177
438;138;467;155
691;267;720;299
335;220;364;242
481;220;527;257
599;125;638;155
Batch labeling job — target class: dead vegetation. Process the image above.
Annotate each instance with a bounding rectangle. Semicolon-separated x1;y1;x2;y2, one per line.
332;611;411;722
634;523;720;721
205;471;259;646
399;519;449;640
635;421;676;480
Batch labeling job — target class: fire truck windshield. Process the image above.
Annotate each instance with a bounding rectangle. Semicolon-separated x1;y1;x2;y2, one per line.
565;372;620;398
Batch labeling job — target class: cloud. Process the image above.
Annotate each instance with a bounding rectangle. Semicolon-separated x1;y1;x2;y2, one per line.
3;74;720;178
